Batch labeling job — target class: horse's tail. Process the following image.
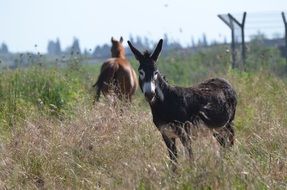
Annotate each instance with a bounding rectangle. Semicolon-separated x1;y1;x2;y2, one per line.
93;61;119;101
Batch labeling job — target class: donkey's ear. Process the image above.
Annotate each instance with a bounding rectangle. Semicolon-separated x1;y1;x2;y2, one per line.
119;36;124;43
127;41;143;61
151;39;163;62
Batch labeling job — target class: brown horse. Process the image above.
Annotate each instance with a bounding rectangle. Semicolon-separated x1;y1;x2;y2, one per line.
93;37;138;102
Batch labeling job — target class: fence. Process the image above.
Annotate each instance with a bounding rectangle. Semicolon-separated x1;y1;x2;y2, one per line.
219;11;287;68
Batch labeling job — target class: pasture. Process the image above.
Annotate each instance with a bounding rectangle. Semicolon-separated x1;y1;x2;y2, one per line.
0;44;287;189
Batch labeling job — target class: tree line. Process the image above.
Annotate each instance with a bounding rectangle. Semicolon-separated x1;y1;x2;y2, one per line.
0;34;214;58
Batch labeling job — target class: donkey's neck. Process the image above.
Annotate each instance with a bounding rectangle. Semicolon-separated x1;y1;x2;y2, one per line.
153;74;170;102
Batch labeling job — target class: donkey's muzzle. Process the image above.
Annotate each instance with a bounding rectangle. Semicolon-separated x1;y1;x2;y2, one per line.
144;92;155;102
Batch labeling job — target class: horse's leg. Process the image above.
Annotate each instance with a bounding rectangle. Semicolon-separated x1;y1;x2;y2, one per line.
161;134;177;171
113;77;124;101
93;67;110;103
95;87;101;102
122;74;132;102
92;84;101;104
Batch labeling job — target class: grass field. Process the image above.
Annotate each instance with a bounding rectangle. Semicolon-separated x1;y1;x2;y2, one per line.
0;46;287;189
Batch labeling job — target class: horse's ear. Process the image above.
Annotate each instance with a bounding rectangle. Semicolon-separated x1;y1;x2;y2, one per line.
128;41;143;61
111;37;115;43
151;39;163;62
120;36;124;43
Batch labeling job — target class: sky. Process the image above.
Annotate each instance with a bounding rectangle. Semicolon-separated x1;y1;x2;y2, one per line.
0;0;287;53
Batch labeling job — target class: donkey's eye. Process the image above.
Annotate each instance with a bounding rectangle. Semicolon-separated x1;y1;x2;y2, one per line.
153;70;159;79
139;70;145;79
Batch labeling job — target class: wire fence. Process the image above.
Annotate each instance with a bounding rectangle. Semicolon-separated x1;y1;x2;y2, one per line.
219;11;287;69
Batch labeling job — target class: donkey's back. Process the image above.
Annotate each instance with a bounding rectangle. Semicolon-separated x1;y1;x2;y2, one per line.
154;77;237;129
195;78;237;128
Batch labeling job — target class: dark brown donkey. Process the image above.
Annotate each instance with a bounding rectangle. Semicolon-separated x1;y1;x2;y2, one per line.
128;39;237;170
93;37;138;102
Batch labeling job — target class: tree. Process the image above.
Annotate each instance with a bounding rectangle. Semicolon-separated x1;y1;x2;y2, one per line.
129;35;135;44
250;32;266;43
191;37;196;48
47;38;62;55
55;38;61;55
71;38;81;55
163;34;169;49
0;43;9;54
202;33;208;47
92;44;110;58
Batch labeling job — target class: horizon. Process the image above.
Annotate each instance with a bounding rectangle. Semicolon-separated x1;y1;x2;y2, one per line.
0;0;287;53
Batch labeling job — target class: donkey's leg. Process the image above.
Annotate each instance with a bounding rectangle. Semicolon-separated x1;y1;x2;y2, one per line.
213;129;225;147
213;122;235;147
226;122;235;146
175;125;193;162
162;134;177;171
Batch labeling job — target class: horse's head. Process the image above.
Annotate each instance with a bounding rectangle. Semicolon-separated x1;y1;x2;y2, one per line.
128;39;163;103
111;36;125;58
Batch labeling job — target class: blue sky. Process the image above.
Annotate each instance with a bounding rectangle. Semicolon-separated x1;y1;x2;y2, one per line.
0;0;286;53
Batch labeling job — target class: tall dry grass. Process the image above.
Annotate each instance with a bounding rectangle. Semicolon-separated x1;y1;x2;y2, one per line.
0;68;286;189
1;45;287;189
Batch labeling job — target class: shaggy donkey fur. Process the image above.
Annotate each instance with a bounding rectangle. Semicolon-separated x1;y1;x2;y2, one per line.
128;39;237;170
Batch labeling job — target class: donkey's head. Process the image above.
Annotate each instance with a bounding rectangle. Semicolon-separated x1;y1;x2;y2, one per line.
128;39;163;103
111;36;125;58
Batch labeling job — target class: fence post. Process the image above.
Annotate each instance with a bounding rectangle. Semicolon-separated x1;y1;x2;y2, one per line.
282;12;287;64
241;12;247;65
218;12;247;69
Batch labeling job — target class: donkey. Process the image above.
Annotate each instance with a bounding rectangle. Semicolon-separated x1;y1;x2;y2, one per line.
128;39;237;169
93;37;138;102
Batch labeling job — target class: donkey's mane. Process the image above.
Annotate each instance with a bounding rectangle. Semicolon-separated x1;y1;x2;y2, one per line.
143;51;151;59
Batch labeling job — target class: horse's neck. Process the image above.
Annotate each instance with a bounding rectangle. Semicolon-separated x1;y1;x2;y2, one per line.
118;53;126;59
112;51;126;59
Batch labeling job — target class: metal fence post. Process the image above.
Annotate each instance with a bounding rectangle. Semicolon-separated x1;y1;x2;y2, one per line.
218;12;247;69
282;12;287;64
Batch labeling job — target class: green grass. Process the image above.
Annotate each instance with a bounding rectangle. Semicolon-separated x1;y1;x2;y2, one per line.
0;49;287;189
